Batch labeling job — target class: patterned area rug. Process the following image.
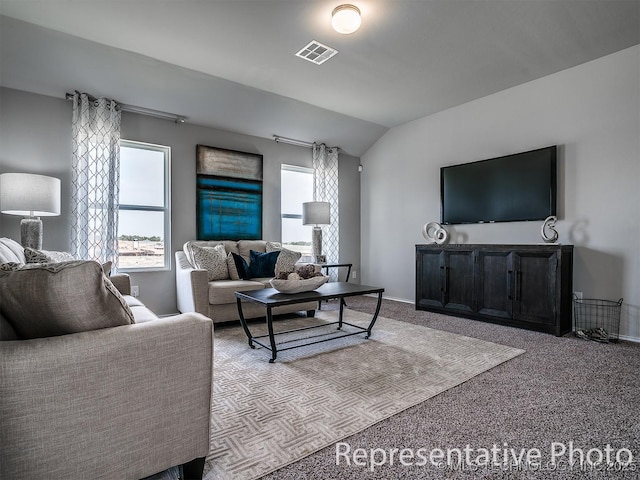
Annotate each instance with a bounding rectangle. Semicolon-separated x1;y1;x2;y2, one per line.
204;310;525;480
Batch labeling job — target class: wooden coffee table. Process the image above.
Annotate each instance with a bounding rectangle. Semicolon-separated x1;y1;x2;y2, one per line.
235;282;384;362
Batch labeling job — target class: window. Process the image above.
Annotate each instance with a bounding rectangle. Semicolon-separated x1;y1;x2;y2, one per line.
281;164;313;254
118;140;170;270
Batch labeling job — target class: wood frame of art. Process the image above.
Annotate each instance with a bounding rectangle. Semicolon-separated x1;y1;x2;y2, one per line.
196;144;263;241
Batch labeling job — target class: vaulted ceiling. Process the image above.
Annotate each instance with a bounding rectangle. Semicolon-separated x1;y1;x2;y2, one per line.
1;1;638;156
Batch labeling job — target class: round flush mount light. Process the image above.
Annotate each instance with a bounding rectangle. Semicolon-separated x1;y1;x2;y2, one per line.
331;4;361;34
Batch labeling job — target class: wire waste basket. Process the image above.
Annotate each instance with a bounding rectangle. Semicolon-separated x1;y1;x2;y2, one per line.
573;296;622;343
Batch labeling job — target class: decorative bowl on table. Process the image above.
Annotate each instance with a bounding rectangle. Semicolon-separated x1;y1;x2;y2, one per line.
270;274;329;294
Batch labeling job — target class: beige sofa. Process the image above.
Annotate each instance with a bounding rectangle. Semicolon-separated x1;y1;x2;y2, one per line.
175;239;316;323
0;238;213;480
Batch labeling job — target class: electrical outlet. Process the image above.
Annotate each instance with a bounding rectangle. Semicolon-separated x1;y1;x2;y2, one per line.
352;270;357;279
574;291;583;299
132;285;139;297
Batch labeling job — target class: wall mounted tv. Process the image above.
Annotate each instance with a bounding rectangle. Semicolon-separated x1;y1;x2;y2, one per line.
440;146;557;225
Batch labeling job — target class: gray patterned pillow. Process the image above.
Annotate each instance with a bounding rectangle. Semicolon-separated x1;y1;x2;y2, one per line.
24;247;76;264
266;243;302;275
0;260;135;339
0;262;21;272
190;244;230;281
265;241;282;252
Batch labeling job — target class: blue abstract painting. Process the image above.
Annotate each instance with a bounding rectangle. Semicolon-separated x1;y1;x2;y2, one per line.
196;145;263;240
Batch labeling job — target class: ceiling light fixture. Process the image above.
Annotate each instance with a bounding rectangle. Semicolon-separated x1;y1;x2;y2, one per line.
331;4;361;34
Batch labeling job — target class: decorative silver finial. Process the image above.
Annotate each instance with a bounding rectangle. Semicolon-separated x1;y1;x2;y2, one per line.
541;215;559;243
422;222;450;245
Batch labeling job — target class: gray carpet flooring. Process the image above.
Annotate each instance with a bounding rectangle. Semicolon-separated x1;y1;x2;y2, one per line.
256;296;640;480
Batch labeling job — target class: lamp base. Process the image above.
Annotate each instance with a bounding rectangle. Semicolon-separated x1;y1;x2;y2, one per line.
21;217;43;250
311;226;323;262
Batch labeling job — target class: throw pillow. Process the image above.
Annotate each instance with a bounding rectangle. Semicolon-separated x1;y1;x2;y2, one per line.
102;260;113;276
274;248;302;275
230;252;250;280
227;252;241;280
247;250;280;278
0;262;21;272
0;260;135;340
265;241;283;253
24;247;76;264
190;244;229;281
264;242;302;275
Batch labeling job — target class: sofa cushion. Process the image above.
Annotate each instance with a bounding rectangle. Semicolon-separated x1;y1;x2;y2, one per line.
0;238;25;264
248;250;279;278
121;295;158;323
0;260;135;339
237;240;267;263
189;244;230;281
208;279;265;305
24;247;76;264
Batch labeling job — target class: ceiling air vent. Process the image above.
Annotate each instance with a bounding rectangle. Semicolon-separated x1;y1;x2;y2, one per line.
295;40;338;65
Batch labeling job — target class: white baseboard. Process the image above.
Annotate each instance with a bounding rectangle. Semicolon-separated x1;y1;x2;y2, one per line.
616;333;640;343
363;293;413;304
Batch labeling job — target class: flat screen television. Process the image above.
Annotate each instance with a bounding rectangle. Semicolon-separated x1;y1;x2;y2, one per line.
440;146;557;225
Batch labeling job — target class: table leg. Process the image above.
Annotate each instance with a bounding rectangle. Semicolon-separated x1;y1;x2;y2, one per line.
341;265;351;307
338;296;344;330
266;306;277;363
236;298;255;348
365;291;383;339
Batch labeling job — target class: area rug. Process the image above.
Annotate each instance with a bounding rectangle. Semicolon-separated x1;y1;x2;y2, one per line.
204;310;525;480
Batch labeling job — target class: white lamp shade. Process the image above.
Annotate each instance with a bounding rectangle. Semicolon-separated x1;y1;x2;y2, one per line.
331;4;361;34
0;173;61;216
302;201;331;225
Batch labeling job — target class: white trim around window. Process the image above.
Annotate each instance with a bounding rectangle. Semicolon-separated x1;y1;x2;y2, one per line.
118;139;171;272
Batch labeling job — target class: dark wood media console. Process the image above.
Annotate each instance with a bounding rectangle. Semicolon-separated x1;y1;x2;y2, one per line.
416;244;573;336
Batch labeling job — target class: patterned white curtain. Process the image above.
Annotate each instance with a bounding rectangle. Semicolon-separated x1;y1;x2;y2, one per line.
312;143;339;280
70;92;122;267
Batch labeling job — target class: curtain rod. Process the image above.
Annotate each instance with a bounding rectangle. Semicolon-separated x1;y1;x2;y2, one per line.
273;135;313;148
65;92;186;124
273;135;339;151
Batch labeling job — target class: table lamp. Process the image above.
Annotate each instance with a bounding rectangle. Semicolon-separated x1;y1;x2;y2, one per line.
302;201;330;262
0;173;61;249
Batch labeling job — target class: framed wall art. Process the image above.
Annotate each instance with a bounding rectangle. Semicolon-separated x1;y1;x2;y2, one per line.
196;145;263;240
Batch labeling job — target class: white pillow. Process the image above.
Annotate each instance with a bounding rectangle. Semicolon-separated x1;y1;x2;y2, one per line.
190;244;230;281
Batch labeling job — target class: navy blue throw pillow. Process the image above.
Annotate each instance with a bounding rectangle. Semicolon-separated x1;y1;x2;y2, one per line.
247;250;280;278
231;252;250;280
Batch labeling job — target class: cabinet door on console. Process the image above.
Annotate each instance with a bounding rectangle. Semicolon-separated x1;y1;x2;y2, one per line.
416;248;445;309
511;250;558;325
442;249;475;314
476;249;512;319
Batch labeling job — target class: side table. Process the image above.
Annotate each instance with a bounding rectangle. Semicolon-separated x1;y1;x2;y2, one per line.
319;263;353;282
318;263;353;308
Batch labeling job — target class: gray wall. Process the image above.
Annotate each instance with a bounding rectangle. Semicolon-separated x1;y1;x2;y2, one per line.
360;46;640;340
0;87;361;315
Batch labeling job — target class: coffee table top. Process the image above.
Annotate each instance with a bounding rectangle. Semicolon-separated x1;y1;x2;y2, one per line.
235;282;384;307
